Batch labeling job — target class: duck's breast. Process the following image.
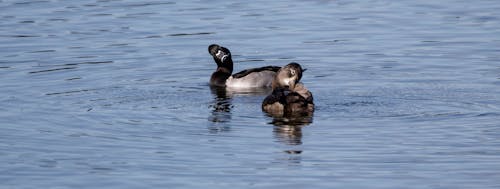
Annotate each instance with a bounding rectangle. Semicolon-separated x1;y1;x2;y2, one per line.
226;70;276;88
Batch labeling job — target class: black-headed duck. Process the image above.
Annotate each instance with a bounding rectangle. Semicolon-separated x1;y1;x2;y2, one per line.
262;62;314;116
208;44;280;88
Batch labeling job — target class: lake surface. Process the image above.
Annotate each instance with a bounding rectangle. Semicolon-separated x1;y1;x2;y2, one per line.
1;0;500;188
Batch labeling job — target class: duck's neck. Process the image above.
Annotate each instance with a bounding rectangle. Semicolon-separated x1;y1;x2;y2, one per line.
210;66;232;87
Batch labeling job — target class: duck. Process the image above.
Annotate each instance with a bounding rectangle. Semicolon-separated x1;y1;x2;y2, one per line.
262;62;314;116
208;44;280;88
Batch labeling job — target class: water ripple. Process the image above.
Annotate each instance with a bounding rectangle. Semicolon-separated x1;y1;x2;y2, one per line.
167;32;215;37
28;67;77;74
1;0;500;188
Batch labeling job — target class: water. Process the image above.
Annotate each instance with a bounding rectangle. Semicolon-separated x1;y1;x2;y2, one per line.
1;0;500;188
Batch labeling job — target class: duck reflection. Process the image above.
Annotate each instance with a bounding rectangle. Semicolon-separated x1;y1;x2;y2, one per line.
267;113;313;165
207;86;233;133
209;86;233;122
268;113;313;152
271;115;313;144
208;86;272;133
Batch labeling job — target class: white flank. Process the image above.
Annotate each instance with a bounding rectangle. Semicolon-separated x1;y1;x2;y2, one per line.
226;70;276;88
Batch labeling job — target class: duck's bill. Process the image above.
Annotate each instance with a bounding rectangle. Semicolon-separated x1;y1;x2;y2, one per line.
208;44;220;55
289;80;296;90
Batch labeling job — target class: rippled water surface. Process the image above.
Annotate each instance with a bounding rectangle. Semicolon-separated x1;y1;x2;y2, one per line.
1;0;500;188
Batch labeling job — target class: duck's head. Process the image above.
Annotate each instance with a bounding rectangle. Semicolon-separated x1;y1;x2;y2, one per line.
273;62;305;90
208;44;233;67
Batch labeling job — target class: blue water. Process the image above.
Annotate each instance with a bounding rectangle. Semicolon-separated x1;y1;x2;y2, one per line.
1;0;500;188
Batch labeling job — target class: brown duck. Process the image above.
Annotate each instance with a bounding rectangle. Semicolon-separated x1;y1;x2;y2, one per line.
262;62;314;116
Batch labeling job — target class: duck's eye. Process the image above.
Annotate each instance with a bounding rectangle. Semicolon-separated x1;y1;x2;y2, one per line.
290;69;296;76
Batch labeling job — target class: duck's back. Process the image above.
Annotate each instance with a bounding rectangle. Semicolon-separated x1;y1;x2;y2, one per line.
283;92;314;115
262;88;286;114
262;83;314;116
